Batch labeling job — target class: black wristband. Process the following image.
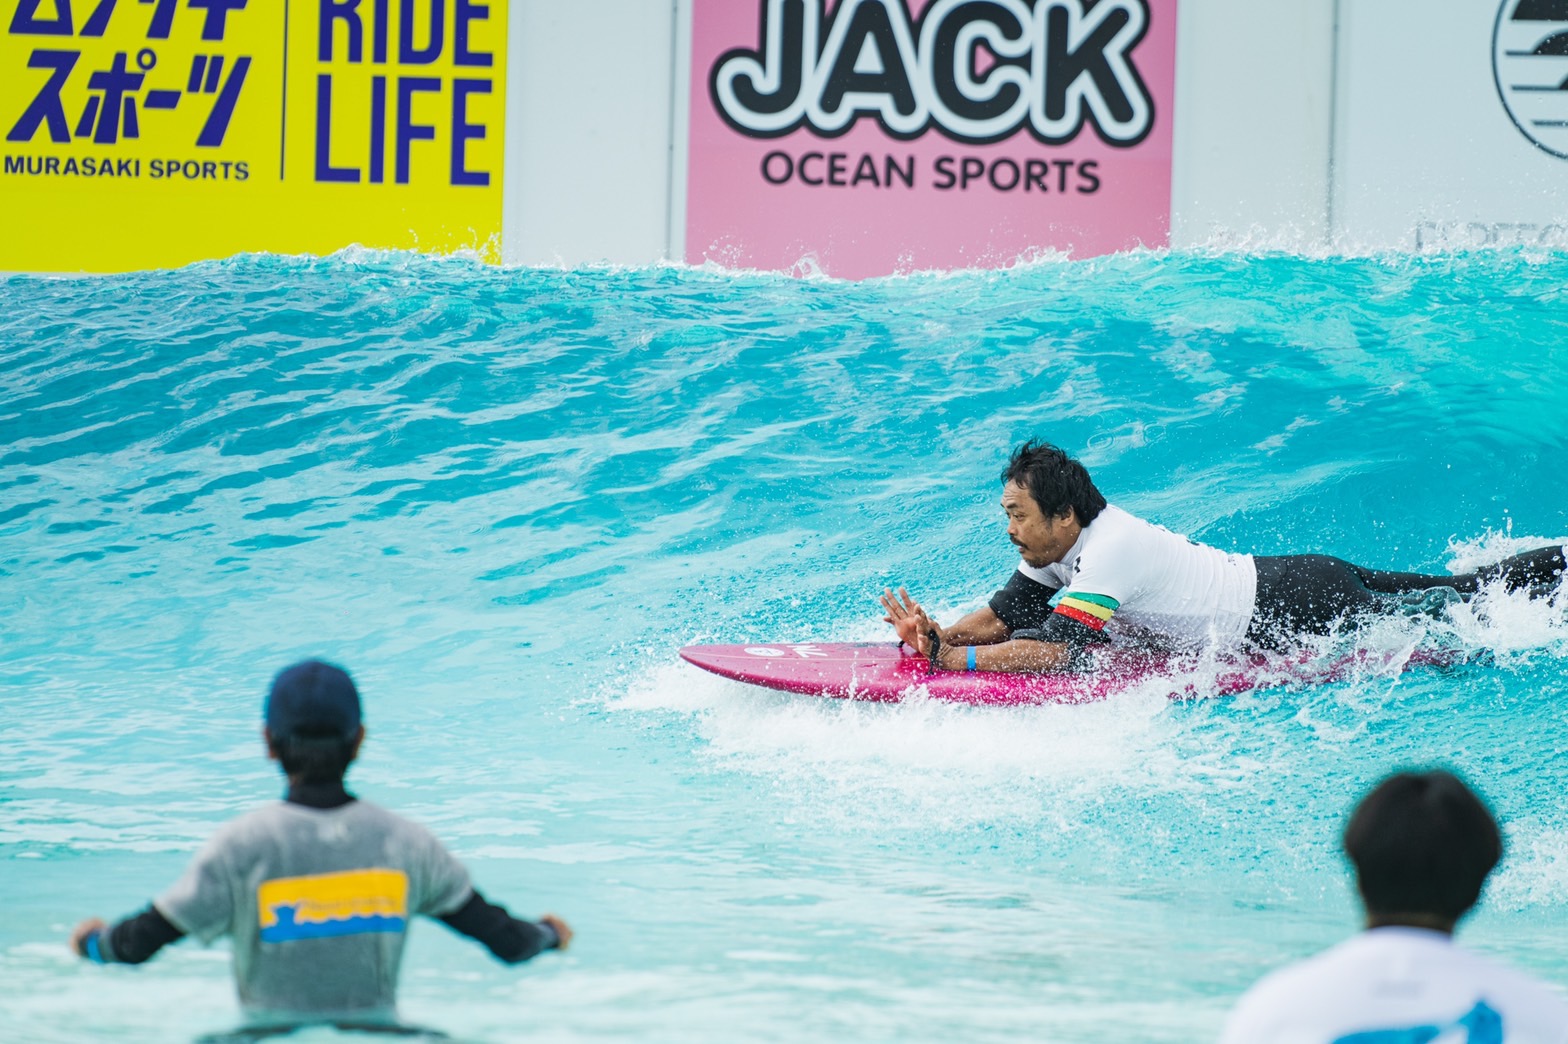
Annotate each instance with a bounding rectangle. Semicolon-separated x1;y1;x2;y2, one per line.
926;628;942;672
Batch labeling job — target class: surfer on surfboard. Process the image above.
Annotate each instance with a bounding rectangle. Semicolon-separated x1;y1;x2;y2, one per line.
880;441;1567;674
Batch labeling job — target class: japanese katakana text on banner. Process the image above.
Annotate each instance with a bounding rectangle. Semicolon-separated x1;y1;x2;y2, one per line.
2;0;507;272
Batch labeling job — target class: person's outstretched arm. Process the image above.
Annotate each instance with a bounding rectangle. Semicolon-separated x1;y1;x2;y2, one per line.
927;635;1075;673
889;599;1078;674
883;587;1078;673
438;890;572;964
934;605;1012;646
70;906;186;964
881;567;1062;650
881;589;1012;649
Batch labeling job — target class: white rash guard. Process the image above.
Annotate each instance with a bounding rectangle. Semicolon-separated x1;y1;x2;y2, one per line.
1016;504;1257;650
1220;927;1568;1044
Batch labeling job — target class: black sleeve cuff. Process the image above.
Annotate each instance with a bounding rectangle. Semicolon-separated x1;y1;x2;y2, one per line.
988;570;1060;632
437;890;557;964
101;906;185;965
1016;612;1108;649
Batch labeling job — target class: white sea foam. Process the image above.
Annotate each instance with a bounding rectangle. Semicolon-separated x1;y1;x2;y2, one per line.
610;567;1568;845
613;645;1280;839
1489;822;1568;911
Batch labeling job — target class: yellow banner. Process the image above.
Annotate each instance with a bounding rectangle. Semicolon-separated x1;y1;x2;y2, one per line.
2;0;507;272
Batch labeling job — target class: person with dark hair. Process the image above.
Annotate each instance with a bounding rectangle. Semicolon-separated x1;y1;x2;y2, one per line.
1220;770;1568;1041
68;660;571;1035
880;440;1567;673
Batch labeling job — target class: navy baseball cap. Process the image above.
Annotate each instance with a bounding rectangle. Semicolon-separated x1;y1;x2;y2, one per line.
265;660;361;739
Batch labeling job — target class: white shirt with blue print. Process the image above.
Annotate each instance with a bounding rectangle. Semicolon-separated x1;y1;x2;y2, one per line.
1220;927;1568;1044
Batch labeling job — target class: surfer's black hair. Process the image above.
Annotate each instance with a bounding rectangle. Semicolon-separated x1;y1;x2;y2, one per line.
1343;770;1501;925
1002;441;1107;525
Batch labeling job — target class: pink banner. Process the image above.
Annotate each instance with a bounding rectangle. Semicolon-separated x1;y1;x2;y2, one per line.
686;0;1177;279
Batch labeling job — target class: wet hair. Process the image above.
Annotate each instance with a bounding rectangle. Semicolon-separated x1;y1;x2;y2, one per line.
269;728;358;784
1343;770;1502;924
1001;441;1106;525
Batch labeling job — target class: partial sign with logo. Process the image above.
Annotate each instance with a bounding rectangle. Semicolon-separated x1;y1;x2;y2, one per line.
686;0;1178;278
1494;0;1568;158
2;0;507;272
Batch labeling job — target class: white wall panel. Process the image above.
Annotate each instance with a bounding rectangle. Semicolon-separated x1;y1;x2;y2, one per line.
504;0;678;265
1169;0;1335;250
1334;0;1568;251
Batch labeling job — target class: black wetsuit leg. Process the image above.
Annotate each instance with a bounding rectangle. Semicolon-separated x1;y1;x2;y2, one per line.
1246;555;1390;649
1335;545;1568;592
1245;546;1567;650
1351;545;1566;597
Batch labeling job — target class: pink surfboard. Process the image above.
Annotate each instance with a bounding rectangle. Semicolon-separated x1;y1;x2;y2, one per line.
678;642;1454;706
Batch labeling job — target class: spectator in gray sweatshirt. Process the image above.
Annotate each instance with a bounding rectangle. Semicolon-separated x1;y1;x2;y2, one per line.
70;659;571;1034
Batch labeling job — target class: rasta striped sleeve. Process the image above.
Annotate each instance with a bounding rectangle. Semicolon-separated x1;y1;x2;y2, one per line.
1048;591;1120;631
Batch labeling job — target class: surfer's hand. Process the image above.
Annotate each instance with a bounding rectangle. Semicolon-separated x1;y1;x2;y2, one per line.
541;914;572;951
70;918;106;957
880;587;931;649
908;607;942;661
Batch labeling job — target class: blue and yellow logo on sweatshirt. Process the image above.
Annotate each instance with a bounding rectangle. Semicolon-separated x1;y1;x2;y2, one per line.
258;869;408;943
